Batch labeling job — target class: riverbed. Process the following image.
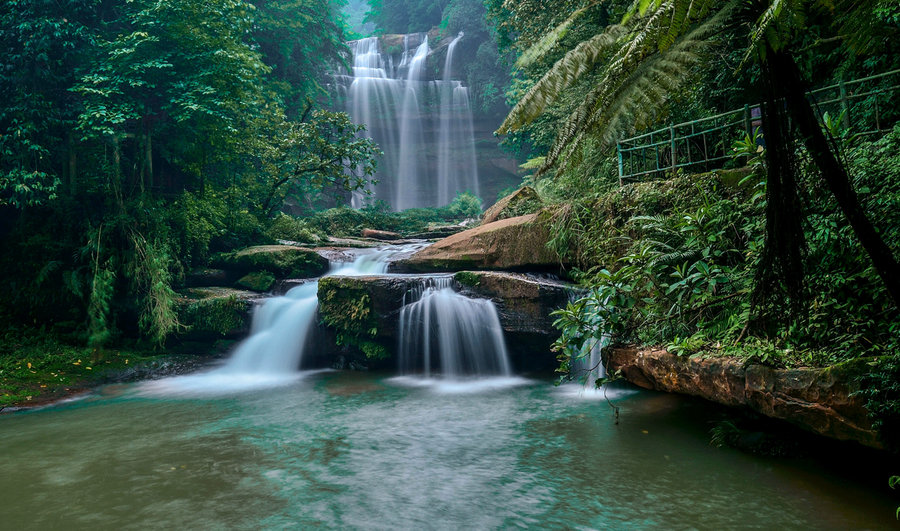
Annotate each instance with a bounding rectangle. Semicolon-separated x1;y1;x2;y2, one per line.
0;371;894;529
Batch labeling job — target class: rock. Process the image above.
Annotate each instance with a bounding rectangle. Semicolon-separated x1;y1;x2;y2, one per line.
214;245;328;278
174;287;260;339
183;268;239;288
316;273;572;371
361;228;402;240
235;272;276;292
482;186;542;224
607;348;881;448
392;214;564;273
407;225;466;239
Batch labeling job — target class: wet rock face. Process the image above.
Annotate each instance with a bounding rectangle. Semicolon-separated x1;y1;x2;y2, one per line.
392;214;566;274
608;348;881;448
316;272;574;371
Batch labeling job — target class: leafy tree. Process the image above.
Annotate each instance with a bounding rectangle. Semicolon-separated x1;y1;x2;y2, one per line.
498;0;900;312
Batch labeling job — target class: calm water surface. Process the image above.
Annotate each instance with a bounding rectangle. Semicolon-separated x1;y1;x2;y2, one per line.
0;371;895;529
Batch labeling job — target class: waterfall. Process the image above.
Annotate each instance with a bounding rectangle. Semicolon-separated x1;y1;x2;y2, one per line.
137;245;422;395
398;283;512;379
395;36;429;211
337;33;481;210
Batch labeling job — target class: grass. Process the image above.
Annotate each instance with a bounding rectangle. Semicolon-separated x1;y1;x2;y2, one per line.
0;334;166;408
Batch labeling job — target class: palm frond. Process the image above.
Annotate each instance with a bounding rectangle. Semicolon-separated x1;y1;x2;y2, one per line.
515;5;592;70
497;24;627;135
540;1;736;177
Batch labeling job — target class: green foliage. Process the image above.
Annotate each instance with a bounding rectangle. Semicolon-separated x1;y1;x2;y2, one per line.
318;279;387;359
267;214;320;243
236;272;277;292
365;0;449;33
454;271;481;287
0;332;163;408
130;233;181;345
857;356;900;450
179;293;249;337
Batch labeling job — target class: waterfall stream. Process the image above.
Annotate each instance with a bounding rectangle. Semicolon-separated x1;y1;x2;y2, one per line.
397;280;516;385
336;33;480;210
139;244;424;395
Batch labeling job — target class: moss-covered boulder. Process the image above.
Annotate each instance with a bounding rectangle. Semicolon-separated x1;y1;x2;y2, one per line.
236;272;276;292
317;276;400;362
392;214;565;273
214;245;328;278
482;186;542;224
607;348;881;448
175;287;258;339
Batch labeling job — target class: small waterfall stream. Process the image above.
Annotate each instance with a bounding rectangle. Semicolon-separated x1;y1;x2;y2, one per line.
397;281;513;380
139;244;424;395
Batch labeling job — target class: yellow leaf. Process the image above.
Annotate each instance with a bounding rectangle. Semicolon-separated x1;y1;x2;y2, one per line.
27;362;32;369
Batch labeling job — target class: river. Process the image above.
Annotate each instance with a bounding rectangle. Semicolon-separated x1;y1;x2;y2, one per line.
0;371;894;529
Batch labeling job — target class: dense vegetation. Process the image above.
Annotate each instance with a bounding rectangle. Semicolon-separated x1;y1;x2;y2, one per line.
487;0;899;446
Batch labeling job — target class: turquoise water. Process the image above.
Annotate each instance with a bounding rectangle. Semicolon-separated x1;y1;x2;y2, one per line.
0;371;895;529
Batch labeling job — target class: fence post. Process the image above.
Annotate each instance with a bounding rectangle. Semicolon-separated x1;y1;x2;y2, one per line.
839;80;851;128
617;142;624;186
743;104;752;137
669;125;676;171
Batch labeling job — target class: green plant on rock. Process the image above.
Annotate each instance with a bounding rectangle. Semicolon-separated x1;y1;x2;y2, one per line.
319;282;388;360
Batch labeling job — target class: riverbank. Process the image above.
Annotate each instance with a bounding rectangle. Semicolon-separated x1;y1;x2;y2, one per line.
0;334;229;410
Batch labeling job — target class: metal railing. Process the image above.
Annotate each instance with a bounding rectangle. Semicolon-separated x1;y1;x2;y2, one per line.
616;68;900;184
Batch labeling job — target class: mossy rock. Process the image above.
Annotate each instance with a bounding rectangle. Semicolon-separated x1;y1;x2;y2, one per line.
482;186;543;224
175;287;257;338
214;245;328;278
317;277;391;360
236;272;276;292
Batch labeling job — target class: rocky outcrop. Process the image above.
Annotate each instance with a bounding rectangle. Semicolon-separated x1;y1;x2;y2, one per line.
608;348;881;448
316;272;573;371
392;214;565;274
360;228;402;240
213;245;329;278
482;186;542;224
174;287;260;339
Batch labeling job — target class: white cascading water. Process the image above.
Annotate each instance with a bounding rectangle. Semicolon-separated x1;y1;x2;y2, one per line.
397;282;512;380
336;33;480;210
138;245;424;395
436;33;479;206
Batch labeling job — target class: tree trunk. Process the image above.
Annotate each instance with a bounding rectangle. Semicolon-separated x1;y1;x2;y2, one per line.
68;132;77;196
772;50;900;307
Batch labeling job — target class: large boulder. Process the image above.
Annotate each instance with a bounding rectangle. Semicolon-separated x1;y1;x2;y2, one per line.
607;348;881;448
392;214;564;273
214;245;329;278
482;186;542;224
174;287;259;339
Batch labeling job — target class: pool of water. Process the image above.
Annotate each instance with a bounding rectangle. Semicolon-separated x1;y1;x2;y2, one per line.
0;371;895;529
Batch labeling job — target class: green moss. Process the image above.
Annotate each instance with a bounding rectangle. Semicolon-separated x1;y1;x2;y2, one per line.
178;294;249;337
236;272;276;292
454;271;482;287
318;278;388;359
215;245;328;278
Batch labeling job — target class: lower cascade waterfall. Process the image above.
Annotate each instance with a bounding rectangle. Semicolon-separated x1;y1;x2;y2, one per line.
139;244;424;394
398;282;512;379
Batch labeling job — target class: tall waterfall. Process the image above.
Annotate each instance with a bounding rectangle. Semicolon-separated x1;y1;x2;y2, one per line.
336;33;480;211
397;282;512;379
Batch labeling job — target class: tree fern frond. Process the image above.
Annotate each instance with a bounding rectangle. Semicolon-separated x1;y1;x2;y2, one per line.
741;0;805;67
540;1;736;177
497;25;627;135
515;5;592;69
